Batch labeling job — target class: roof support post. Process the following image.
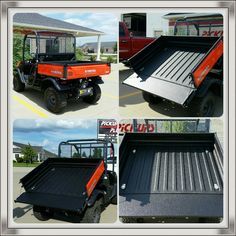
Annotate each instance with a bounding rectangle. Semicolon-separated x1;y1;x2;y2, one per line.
96;35;101;61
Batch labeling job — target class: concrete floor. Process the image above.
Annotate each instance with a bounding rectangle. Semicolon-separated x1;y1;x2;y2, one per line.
13;167;117;224
119;63;223;118
11;64;119;119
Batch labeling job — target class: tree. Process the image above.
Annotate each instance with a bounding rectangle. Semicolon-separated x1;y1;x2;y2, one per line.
113;42;117;53
92;148;102;158
13;33;31;70
21;144;37;164
13;34;24;70
100;47;104;54
81;151;87;158
72;152;81;158
76;47;84;60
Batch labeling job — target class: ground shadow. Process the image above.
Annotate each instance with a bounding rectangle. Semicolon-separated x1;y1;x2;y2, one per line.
16;88;101;115
13;205;32;219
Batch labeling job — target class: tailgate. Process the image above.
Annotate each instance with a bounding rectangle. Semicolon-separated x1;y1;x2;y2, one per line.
67;63;110;79
37;62;110;79
16;192;87;212
123;71;196;105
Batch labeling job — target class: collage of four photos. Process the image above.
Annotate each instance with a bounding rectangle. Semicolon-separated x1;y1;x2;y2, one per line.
12;11;224;225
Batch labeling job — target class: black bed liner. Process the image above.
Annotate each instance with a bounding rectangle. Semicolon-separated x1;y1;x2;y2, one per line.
119;133;223;218
123;36;221;105
15;158;102;212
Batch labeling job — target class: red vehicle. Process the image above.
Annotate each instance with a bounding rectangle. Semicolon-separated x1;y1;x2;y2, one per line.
13;31;111;113
119;21;155;61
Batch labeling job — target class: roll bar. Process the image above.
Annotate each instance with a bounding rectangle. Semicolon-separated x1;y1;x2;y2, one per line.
58;139;115;173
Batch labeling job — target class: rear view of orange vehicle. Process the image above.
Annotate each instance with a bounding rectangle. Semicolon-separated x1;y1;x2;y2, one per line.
13;31;111;113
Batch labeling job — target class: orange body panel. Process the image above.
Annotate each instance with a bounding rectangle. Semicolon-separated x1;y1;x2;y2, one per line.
37;63;110;79
193;39;223;87
38;64;64;78
86;160;105;197
67;64;110;79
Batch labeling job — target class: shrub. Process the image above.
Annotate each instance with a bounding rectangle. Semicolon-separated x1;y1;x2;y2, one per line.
13;34;24;70
16;157;23;163
90;55;97;61
106;56;114;63
76;48;84;60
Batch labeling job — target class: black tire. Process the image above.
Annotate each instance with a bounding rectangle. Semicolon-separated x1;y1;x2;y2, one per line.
80;199;102;223
33;205;53;221
44;87;67;113
83;84;101;104
110;195;117;205
142;91;162;104
13;74;25;92
191;91;216;117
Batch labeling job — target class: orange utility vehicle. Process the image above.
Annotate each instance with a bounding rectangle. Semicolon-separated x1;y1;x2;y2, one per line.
13;31;111;113
15;139;117;223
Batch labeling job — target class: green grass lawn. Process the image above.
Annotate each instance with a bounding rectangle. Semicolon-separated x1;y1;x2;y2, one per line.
13;162;41;167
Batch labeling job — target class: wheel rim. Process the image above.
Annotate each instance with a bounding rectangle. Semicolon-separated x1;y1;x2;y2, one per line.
48;94;56;106
202;100;213;116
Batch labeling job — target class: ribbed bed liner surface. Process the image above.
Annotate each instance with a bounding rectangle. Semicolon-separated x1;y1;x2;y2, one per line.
16;158;102;211
119;133;223;217
137;47;205;88
30;164;95;196
121;144;222;194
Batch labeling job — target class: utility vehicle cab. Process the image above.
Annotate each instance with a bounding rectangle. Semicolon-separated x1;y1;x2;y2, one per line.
15;139;117;223
14;30;111;113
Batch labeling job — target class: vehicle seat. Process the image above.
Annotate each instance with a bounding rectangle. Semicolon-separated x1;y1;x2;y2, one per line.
22;62;35;75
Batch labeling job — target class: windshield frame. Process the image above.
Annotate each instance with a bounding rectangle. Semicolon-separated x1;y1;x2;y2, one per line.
23;31;76;62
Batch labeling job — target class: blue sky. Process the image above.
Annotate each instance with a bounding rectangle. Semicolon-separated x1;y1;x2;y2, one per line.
13;119;98;154
42;12;118;46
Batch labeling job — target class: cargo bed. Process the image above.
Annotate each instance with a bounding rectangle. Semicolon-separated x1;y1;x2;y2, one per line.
16;158;104;212
37;60;110;80
123;36;223;105
119;133;223;218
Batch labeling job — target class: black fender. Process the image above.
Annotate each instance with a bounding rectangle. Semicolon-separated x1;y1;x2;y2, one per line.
111;183;117;199
86;189;105;207
41;78;72;92
195;77;223;98
15;68;26;84
89;77;104;85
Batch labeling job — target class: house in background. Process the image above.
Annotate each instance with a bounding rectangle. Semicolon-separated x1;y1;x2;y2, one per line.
80;41;116;54
13;13;105;60
13;142;57;162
